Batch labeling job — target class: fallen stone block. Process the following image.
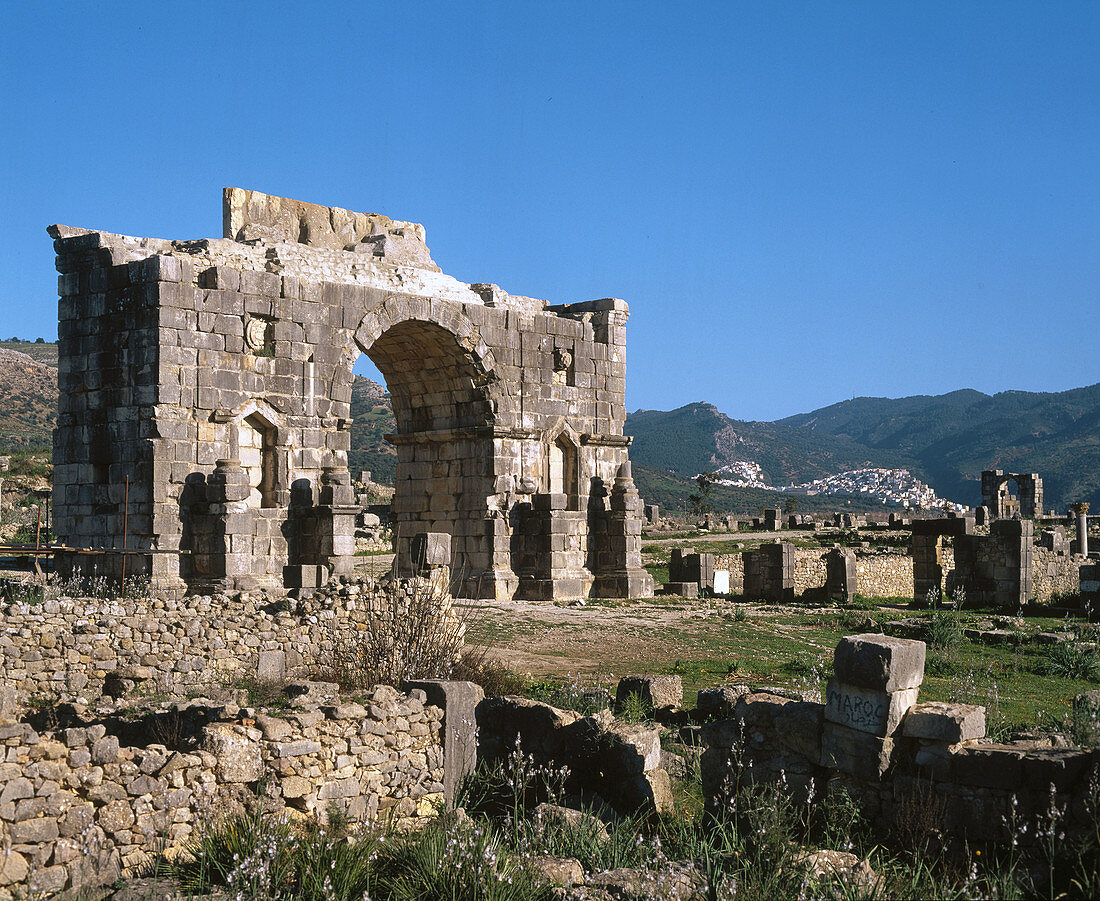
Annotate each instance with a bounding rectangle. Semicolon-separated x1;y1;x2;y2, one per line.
525;855;584;888
616;674;683;712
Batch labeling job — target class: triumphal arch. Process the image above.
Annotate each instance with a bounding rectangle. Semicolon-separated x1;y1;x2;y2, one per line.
50;189;652;601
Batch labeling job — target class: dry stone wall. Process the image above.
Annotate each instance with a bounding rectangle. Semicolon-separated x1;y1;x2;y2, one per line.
0;577;453;708
1031;545;1081;603
714;540;1074;605
0;685;443;896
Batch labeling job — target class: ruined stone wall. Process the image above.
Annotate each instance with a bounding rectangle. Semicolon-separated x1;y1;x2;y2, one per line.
0;687;443;895
701;636;1100;851
0;578;455;707
716;549;915;599
51;189;650;601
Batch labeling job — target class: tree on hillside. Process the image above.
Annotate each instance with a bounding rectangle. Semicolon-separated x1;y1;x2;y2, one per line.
689;472;715;515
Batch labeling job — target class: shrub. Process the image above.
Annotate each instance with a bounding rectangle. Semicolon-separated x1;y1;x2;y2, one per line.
326;576;465;689
1034;642;1100;682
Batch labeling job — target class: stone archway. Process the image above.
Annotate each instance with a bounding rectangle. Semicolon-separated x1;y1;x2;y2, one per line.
981;470;1043;519
49;188;652;602
344;311;500;595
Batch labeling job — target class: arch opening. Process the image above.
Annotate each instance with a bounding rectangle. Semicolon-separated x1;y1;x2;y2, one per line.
351;318;497;591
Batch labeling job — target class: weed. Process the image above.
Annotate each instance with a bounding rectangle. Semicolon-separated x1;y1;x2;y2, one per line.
616;690;652;723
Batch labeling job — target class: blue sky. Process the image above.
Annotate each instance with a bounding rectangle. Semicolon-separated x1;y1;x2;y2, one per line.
3;3;1097;421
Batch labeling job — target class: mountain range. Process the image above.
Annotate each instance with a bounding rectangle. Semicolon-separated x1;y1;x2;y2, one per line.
625;386;1100;514
4;340;1097;514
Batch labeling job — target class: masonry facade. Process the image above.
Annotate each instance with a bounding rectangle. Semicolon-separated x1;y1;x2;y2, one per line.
51;189;652;601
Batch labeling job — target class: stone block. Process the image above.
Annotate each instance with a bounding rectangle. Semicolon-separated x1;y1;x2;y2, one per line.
696;683;751;721
820;721;895;778
713;569;730;594
824;679;919;737
257;649;286;683
598;721;662;776
202;724;262;783
616;674;683;711
412;532;451;571
902;701;986;743
833;634;926;692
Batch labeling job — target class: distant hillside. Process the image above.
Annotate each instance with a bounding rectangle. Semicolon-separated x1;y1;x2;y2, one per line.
626;402;917;485
780;385;1100;510
349;376;397;484
0;346;56;451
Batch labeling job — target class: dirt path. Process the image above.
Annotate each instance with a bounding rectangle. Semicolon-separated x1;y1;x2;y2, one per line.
460;596;757;677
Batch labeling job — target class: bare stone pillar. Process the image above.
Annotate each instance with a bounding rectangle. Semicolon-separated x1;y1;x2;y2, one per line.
318;467;358;577
592;462;655;598
743;542;795;601
1072;502;1090;557
825;547;858;602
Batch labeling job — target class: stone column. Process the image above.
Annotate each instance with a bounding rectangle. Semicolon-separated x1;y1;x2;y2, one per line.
1072;502;1090;557
825;547;858;602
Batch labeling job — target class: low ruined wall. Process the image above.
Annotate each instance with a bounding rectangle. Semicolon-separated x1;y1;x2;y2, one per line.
717;549;914;599
0;685;443;895
0;578;453;706
701;636;1100;851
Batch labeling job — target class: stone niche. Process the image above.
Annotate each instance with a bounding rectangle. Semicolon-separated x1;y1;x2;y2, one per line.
50;189;652;602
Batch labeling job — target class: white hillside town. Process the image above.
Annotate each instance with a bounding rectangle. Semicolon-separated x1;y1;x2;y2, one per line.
703;463;966;511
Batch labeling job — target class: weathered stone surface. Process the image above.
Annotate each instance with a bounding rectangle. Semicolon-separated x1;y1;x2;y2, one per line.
256;649;286;683
0;849;28;886
408;680;483;810
202;724;262;783
824;679;919;737
793;849;878;895
583;860;706;900
534;803;610;842
696;683;751;719
902;701;985;743
820;721;895;777
598;721;662;776
91;735;120;765
526;855;584;888
833;634;926;692
98;798;136;834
